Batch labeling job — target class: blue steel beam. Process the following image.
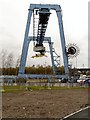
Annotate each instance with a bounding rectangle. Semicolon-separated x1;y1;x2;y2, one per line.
18;8;33;74
18;74;65;79
30;4;60;11
56;9;69;79
49;42;56;74
28;36;51;42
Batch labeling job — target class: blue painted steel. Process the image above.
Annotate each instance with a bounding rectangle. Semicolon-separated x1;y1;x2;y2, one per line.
51;44;61;74
28;36;51;42
49;42;56;74
18;74;65;79
56;8;69;79
18;4;69;79
19;9;33;74
29;4;60;11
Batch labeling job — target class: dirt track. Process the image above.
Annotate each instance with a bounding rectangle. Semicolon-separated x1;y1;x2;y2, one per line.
2;89;88;119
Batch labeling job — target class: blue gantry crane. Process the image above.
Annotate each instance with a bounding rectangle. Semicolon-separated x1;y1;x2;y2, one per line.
18;4;69;79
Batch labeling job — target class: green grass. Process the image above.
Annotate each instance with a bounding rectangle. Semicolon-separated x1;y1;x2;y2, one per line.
3;85;26;92
1;85;89;93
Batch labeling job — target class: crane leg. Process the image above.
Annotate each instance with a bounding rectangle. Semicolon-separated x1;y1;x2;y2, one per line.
18;9;32;75
56;9;69;79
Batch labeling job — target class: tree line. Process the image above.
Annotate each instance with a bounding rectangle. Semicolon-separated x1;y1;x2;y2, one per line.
1;49;89;76
1;66;65;75
0;50;66;75
1;65;80;76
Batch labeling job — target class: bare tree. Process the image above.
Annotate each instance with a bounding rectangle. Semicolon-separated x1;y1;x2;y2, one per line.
0;49;7;75
1;49;7;68
15;55;21;75
15;55;21;68
6;53;14;68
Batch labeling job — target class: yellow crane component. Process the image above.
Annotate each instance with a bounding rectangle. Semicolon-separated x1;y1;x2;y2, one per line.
32;54;47;58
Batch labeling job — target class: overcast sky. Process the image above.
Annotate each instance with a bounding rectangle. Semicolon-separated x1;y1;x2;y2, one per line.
0;0;88;68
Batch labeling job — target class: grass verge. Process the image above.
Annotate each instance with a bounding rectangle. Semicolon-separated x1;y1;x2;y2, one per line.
1;85;89;93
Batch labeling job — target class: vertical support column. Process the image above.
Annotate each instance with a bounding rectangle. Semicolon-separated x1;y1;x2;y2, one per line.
49;40;56;74
18;9;33;75
56;6;69;78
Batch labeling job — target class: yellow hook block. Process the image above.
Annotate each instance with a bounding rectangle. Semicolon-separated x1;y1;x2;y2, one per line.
32;54;47;58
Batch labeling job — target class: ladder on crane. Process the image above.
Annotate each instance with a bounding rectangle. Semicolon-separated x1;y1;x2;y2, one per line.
51;43;61;75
